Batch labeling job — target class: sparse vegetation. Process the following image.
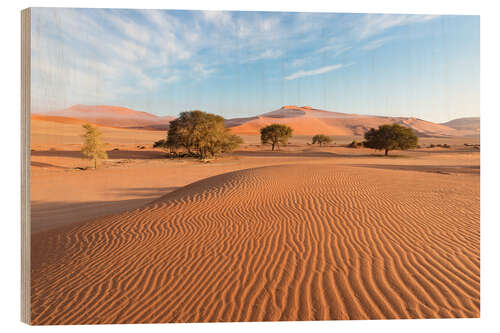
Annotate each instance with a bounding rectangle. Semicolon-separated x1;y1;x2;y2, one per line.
347;140;363;148
312;134;332;147
260;124;293;151
160;110;243;159
364;124;418;156
153;139;167;149
429;143;451;149
81;123;108;169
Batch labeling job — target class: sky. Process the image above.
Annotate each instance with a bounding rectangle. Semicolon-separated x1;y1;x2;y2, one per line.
31;8;479;123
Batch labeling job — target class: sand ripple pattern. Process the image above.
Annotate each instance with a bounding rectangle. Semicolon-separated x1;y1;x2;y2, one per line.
31;164;480;324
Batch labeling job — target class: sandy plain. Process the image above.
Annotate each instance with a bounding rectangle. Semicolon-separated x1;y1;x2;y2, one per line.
30;117;480;324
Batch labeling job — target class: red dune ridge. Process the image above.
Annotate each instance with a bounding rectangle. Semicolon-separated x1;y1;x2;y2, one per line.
227;106;476;137
33;104;479;137
36;105;174;129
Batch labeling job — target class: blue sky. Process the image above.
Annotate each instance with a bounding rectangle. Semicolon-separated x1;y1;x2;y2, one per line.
31;8;479;122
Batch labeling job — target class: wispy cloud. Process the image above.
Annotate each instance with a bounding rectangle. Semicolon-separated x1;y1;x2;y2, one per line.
193;63;216;79
356;14;439;39
315;45;352;55
202;10;233;27
285;64;346;81
362;37;393;51
107;14;152;43
245;49;283;63
30;8;446;114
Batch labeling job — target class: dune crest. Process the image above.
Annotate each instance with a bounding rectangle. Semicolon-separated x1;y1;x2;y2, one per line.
31;164;479;324
32;104;479;137
441;117;480;132
228;106;479;137
35;105;174;129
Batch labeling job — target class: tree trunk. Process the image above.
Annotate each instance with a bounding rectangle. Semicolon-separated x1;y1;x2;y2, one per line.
94;158;97;169
271;143;275;151
385;149;389;156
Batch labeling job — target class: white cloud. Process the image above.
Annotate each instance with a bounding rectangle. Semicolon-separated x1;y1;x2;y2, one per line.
357;14;438;39
245;49;283;63
107;14;152;43
258;16;280;33
315;45;352;55
290;58;306;68
235;14;282;40
362;37;393;50
141;9;177;32
162;75;180;84
108;39;150;62
193;63;215;79
285;64;345;81
202;10;233;27
30;9;443;113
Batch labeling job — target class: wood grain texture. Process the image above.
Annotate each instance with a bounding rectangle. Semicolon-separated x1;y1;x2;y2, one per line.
21;7;31;325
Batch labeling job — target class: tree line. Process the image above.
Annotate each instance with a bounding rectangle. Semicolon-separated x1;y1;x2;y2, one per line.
257;123;417;155
152;116;418;156
80;111;419;169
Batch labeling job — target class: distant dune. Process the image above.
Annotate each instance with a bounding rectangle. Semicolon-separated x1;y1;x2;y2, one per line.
31;164;479;324
31;114;101;126
441;117;480;133
33;104;479;138
228;106;478;137
31;113;164;145
35;105;174;129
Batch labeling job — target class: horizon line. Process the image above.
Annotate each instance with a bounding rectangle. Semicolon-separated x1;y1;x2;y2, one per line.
31;103;480;124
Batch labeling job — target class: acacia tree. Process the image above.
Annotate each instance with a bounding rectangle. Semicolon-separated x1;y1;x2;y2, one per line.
364;123;418;156
312;134;332;147
163;110;243;159
260;124;293;151
81;123;108;168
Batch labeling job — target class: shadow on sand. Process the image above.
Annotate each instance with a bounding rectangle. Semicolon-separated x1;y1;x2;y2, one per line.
350;164;480;175
31;186;179;234
31;149;167;160
30;161;68;169
232;150;388;158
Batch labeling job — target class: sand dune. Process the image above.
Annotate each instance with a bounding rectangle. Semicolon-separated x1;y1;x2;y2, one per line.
31;164;479;324
441;117;480;133
34;104;479;137
31;115;165;145
36;105;174;128
228;106;477;137
31;114;104;126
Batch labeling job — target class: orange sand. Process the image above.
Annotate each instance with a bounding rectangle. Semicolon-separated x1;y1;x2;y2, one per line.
35;105;174;128
29;117;480;324
31;164;479;324
227;106;480;138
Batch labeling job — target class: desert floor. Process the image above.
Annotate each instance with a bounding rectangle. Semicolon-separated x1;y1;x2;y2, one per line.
30;125;480;324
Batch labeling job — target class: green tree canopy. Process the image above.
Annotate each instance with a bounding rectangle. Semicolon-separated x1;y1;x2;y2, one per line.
165;110;243;159
364;123;418;156
81;123;108;168
312;134;332;147
260;124;293;151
